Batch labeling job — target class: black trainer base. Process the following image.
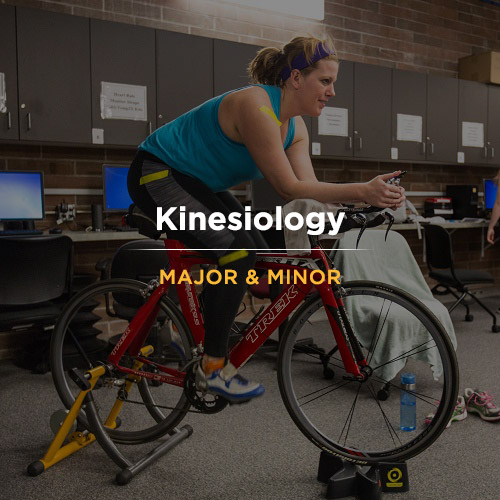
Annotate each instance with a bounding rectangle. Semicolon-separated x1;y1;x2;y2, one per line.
318;452;409;499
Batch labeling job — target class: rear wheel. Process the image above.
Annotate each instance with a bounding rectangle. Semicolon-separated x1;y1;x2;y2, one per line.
278;280;458;465
50;279;194;445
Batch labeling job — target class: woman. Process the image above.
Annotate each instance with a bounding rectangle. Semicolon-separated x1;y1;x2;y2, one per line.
128;35;405;403
487;170;500;245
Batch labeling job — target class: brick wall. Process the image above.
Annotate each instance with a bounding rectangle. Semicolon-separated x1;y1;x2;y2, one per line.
4;0;500;76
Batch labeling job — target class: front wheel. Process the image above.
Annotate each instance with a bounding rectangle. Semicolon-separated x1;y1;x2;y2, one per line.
278;280;458;465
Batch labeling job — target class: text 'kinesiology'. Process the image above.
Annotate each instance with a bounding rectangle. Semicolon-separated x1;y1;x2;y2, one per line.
156;206;345;235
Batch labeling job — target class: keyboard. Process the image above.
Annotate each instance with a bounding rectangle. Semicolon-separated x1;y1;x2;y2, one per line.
0;229;43;236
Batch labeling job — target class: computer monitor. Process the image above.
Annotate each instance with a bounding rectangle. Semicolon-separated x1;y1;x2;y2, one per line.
102;165;133;212
484;179;498;211
0;171;44;228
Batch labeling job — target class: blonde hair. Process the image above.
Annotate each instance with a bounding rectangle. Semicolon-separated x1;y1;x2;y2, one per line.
248;35;338;87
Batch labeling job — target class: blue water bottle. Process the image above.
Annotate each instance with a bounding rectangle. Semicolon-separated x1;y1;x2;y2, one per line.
400;372;416;432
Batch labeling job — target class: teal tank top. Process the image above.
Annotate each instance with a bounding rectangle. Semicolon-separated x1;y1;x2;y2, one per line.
139;85;295;192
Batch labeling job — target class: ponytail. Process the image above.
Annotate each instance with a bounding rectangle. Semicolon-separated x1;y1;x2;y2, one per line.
248;35;338;87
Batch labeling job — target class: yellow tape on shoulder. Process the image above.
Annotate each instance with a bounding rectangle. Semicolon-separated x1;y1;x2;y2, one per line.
218;250;249;267
259;105;282;126
139;170;169;185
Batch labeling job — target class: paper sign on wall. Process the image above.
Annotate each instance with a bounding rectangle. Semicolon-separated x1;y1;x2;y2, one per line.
318;107;348;136
0;73;6;114
396;114;422;142
100;82;147;121
462;121;484;148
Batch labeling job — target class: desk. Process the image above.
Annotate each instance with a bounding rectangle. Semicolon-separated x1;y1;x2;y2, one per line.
62;230;146;242
373;221;489;231
373;220;489;258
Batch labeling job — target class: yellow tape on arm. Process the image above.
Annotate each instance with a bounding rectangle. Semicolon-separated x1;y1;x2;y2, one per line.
139;170;169;185
259;105;282;126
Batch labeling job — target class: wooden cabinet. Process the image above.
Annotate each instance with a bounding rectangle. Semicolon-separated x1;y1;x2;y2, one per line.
392;69;427;161
458;80;488;165
392;71;459;164
353;63;392;160
0;5;18;141
487;86;500;165
90;19;156;146
16;8;91;143
213;40;260;95
426;75;458;163
310;62;391;160
311;60;354;158
156;31;213;127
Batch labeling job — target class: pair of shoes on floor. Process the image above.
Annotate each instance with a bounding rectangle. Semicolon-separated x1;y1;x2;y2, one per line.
425;395;467;429
464;388;500;422
425;389;500;427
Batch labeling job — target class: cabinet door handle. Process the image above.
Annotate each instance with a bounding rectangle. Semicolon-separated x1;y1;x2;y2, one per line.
7;112;11;130
27;112;32;131
148;121;152;135
483;146;488;158
347;136;352;150
430;142;434;155
491;147;495;159
421;141;426;154
356;136;363;150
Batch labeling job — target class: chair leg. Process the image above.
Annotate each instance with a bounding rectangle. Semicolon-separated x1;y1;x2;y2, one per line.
448;292;467;314
465;291;499;331
447;289;471;316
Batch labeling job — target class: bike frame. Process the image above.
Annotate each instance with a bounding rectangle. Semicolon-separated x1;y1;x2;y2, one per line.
107;239;366;385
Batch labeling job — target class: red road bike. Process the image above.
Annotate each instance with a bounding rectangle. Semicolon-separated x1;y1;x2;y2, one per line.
50;210;458;465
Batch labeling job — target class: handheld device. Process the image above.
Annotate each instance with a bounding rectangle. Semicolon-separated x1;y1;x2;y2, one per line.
387;170;407;186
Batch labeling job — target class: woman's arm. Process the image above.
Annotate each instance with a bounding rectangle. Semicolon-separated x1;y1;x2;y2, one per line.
235;91;404;207
487;172;500;244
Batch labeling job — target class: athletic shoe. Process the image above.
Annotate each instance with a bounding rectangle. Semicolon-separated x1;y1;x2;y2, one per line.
424;396;467;428
206;369;265;403
464;388;500;422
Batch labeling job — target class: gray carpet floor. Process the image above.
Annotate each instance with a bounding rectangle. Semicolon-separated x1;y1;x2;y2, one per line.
1;296;499;500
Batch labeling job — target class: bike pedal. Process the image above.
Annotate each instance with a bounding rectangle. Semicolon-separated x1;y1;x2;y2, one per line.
227;398;251;406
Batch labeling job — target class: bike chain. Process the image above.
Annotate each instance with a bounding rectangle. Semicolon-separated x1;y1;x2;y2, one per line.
116;391;204;414
112;360;228;415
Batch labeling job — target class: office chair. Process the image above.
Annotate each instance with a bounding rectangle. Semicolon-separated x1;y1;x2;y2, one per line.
0;235;73;372
96;239;175;319
92;239;186;371
424;224;500;333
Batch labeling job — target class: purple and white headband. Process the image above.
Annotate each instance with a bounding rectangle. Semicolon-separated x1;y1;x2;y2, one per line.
280;42;336;82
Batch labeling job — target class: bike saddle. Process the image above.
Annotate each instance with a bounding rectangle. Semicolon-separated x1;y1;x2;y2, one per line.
125;204;163;240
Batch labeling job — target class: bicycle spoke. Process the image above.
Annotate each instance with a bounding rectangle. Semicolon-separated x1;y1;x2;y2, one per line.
367;383;401;447
367;300;391;366
68;327;93;369
298;380;352;407
370;374;440;407
292;346;346;373
371;342;438;372
339;383;362;446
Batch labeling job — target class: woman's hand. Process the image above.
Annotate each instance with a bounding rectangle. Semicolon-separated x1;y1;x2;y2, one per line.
362;171;406;208
487;226;496;245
